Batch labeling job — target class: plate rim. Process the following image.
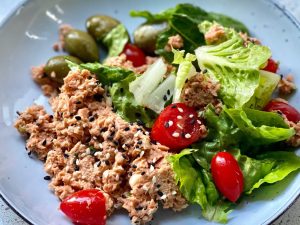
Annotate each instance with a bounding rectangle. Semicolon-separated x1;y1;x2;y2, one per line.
0;0;299;224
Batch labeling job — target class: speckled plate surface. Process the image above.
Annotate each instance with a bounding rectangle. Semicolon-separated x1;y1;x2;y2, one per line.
0;0;300;225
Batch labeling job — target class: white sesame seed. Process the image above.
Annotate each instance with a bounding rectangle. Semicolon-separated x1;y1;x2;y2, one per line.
142;184;149;192
189;114;194;118
177;124;183;129
99;143;103;149
152;176;157;183
140;151;145;157
185;133;191;139
172;191;177;195
150;165;155;172
93;136;97;140
134;130;141;137
145;131;150;135
106;153;110;159
172;132;180;137
168;120;174;126
103;170;109;178
197;120;201;124
94;152;102;157
122;144;127;149
85;148;91;154
160;194;167;200
178;107;183;113
75;159;80;165
114;149;118;154
93;162;100;169
177;115;183;120
115;174;119;181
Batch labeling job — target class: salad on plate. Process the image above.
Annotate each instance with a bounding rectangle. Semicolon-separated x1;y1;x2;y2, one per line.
14;3;300;225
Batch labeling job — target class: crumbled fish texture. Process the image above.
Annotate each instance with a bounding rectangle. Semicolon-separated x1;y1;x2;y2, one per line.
15;69;188;224
278;75;296;95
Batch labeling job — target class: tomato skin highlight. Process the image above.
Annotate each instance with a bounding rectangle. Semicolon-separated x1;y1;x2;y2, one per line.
264;100;300;123
211;152;244;202
121;43;146;67
263;58;279;73
151;103;206;151
60;189;106;225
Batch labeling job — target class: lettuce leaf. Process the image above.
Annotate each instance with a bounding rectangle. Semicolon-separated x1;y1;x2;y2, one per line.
172;49;197;102
103;24;129;57
168;149;232;223
132;3;249;63
110;73;157;127
195;22;272;108
247;151;300;194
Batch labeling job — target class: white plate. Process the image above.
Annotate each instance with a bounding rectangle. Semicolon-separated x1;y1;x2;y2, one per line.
0;0;300;224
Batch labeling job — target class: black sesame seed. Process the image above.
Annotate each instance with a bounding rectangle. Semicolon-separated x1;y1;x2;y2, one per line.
113;140;119;146
88;116;95;122
164;122;169;128
167;89;170;95
122;154;127;159
203;69;207;74
89;147;97;155
135;112;141;118
156;184;161;188
120;88;124;93
75;101;82;104
93;94;103;101
96;161;101;167
75;115;81;121
137;140;142;145
16;111;21;116
189;118;195;125
137;120;145;126
137;128;143;131
43;176;51;181
157;191;164;197
132;164;137;168
105;160;110;165
88;76;92;80
135;206;143;211
42;139;47;146
74;165;80;171
141;172;146;175
27;151;32;156
124;127;130;131
49;115;54;119
63;153;69;158
280;74;283;80
100;127;108;133
163;95;167;101
181;132;185;138
171;105;177;109
150;140;157;145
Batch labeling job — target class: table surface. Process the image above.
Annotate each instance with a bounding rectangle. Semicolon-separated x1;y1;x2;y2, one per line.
1;0;300;224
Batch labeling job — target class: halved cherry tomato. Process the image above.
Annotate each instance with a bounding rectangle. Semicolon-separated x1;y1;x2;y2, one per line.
264;100;300;123
151;103;206;151
121;43;146;67
263;58;279;73
60;189;106;225
211;152;244;202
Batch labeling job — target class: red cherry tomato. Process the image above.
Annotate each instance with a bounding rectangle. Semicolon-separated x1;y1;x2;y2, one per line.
121;43;146;67
60;189;106;225
263;58;279;73
151;103;206;151
264;100;300;123
211;152;244;202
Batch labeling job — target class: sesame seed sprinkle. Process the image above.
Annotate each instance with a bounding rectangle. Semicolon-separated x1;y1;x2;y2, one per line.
178;107;183;113
177;124;183;129
172;132;180;137
160;194;167;200
168;120;173;126
197;120;201;124
185;133;191;139
150;165;154;172
189;114;194;118
177;115;183;120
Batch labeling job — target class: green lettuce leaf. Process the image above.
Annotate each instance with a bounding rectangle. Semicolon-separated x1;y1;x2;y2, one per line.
130;7;175;23
168;149;231;223
195;22;272;108
224;108;295;146
172;49;197;102
110;73;157;127
103;24;129;57
247;151;300;194
79;62;133;85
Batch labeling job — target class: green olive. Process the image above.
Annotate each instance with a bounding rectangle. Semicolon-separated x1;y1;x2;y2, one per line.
64;29;99;62
133;22;168;54
86;15;120;41
44;55;82;84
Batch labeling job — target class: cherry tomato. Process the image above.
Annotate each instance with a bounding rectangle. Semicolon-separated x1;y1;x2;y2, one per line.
262;58;279;73
60;189;106;225
121;43;146;67
151;103;206;151
211;152;244;202
264;100;300;123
